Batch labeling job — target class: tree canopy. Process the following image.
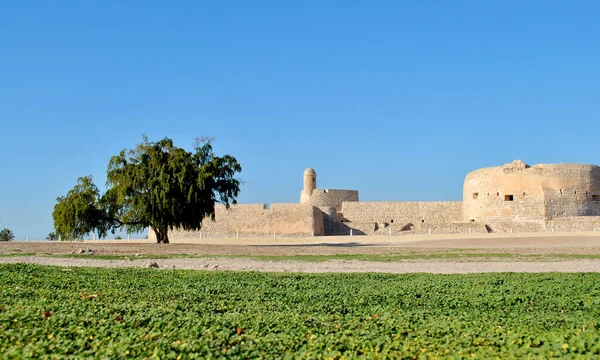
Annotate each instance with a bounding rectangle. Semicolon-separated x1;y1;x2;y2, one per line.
53;136;242;243
0;228;15;242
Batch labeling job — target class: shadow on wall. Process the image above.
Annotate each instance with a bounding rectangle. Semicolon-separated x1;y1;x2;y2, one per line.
321;212;367;236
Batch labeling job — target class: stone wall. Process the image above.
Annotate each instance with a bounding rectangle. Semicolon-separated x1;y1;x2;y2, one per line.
307;189;359;212
545;216;600;232
340;201;462;226
463;160;600;223
149;203;324;242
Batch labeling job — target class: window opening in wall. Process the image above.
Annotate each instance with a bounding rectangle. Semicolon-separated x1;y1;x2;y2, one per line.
523;192;526;196
472;192;479;200
593;195;600;201
487;193;489;196
390;219;394;224
421;220;425;223
470;219;475;222
496;192;499;196
574;190;577;195
559;189;563;194
505;195;514;201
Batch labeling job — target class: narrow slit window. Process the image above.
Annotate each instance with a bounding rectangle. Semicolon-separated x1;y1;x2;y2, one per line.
505;195;514;201
472;192;479;200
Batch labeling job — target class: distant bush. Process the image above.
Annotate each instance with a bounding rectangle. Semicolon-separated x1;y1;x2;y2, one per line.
0;228;14;242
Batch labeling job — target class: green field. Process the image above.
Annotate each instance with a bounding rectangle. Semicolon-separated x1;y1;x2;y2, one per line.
2;265;600;358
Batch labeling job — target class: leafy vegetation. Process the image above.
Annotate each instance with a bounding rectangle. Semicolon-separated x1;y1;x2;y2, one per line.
52;136;242;243
2;265;600;358
0;228;15;242
45;232;57;241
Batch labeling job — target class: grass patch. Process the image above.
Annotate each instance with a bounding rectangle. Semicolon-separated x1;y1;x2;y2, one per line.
1;264;600;357
0;253;36;258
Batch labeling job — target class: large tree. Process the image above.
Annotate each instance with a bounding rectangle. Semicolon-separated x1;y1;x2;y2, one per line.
53;136;242;243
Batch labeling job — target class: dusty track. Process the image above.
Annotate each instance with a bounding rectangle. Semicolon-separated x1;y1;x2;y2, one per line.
3;233;600;256
3;233;600;273
2;256;600;274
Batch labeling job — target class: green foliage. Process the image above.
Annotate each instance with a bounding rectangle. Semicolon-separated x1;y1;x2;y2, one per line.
0;228;15;242
52;136;242;243
52;176;105;241
45;232;57;241
2;265;600;358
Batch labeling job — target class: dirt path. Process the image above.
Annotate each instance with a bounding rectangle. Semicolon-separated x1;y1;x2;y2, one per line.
3;233;600;256
2;256;600;273
3;233;600;273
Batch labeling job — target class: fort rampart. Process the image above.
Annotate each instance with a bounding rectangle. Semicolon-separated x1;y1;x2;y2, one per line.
148;203;323;241
156;161;600;241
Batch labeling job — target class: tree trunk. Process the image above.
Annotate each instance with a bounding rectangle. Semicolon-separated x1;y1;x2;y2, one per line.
153;227;170;244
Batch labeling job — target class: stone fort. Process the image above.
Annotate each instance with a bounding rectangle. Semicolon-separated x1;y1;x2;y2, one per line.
150;160;600;241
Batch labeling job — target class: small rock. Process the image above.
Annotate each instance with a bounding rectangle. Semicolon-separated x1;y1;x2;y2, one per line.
147;262;159;268
202;264;209;268
212;265;219;269
78;249;86;254
70;250;76;254
135;253;140;257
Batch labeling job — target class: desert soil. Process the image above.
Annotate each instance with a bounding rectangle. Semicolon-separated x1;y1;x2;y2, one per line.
2;233;600;273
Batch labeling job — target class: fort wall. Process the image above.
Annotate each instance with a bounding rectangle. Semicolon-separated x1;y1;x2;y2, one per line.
463;161;600;223
150;161;600;240
307;189;359;212
149;203;324;242
546;216;600;232
341;201;462;226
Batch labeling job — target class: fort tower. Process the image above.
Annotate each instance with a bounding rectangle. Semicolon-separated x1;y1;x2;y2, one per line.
300;168;317;203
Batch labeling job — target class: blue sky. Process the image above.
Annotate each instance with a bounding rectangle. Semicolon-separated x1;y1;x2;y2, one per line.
1;1;598;239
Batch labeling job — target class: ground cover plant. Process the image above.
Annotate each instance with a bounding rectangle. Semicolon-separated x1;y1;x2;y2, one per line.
1;265;600;358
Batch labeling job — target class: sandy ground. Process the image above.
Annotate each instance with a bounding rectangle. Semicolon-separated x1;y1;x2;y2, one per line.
2;232;600;273
2;256;600;273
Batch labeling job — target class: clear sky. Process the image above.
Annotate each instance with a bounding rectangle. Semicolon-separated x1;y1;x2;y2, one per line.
1;1;599;239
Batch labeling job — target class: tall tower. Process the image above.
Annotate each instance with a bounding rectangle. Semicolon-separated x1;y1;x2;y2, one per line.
300;168;316;203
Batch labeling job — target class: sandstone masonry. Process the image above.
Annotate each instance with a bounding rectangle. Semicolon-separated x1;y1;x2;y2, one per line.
149;160;600;242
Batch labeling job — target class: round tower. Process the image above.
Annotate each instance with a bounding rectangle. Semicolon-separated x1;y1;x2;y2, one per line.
300;168;316;203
